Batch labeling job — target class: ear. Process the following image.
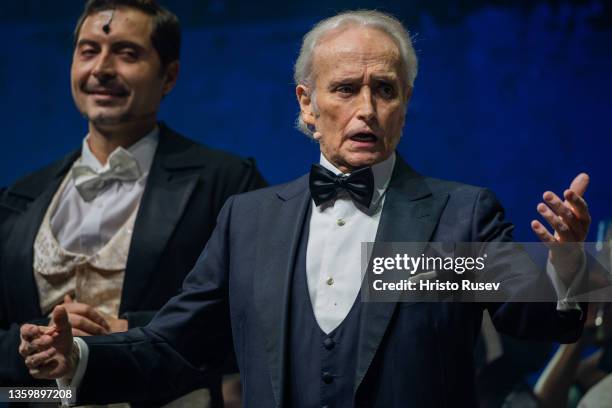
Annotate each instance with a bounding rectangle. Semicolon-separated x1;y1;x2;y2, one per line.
296;84;316;128
162;61;180;95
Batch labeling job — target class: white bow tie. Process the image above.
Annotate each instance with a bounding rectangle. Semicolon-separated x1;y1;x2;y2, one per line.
72;148;142;202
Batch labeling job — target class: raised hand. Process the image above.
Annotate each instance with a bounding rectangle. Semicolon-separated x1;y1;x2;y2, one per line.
531;173;591;285
531;173;591;244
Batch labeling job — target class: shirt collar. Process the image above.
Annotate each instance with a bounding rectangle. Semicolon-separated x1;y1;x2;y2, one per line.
318;151;396;209
79;126;160;175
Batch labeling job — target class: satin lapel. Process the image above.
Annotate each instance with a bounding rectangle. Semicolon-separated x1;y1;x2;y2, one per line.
121;131;200;311
253;175;310;408
3;152;78;318
354;157;449;395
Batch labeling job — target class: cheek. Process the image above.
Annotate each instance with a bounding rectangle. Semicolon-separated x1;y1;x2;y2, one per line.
320;104;353;135
384;107;406;131
134;74;164;101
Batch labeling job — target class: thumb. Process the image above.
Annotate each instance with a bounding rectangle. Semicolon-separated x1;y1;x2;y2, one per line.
51;305;71;334
63;294;73;304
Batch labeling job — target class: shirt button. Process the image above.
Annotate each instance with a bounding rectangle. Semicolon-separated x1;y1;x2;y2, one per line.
326;277;334;286
323;337;335;350
322;371;333;384
336;218;346;226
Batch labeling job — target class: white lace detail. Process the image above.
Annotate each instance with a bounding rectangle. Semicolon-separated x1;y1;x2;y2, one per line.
33;171;139;317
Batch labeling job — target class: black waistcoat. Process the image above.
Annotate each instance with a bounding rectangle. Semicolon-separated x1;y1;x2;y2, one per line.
288;207;362;408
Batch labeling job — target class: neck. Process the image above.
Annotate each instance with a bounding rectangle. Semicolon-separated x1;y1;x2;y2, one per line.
324;157;377;174
87;120;156;165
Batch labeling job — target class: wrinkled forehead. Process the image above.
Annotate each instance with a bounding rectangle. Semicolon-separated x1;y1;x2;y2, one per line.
78;6;153;42
311;26;402;82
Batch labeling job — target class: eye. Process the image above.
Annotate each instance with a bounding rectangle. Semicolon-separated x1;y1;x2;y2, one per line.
118;49;139;61
378;83;396;99
335;84;355;95
79;47;97;58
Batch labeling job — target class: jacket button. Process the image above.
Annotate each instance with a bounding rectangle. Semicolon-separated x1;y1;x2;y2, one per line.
322;371;333;384
323;337;335;350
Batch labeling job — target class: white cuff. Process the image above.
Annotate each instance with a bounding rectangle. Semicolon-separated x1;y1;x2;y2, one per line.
547;251;586;315
56;337;89;406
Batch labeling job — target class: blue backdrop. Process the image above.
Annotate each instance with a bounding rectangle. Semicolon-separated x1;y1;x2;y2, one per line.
1;0;610;242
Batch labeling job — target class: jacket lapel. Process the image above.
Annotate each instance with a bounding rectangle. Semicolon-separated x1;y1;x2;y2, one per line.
253;174;311;408
354;156;449;395
121;126;202;312
3;152;78;318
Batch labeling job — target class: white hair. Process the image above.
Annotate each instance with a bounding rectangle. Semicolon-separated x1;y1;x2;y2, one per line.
294;9;418;137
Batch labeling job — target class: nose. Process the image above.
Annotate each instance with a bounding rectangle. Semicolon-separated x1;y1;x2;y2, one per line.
356;86;376;122
91;51;116;82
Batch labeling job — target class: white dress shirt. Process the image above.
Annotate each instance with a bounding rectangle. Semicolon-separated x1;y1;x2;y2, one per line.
307;153;396;334
54;129;158;404
50;128;159;255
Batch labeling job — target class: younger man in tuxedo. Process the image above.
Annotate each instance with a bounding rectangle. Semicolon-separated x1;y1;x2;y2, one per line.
0;0;265;406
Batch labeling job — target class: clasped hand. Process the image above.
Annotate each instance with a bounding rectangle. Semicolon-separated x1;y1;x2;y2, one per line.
19;295;127;379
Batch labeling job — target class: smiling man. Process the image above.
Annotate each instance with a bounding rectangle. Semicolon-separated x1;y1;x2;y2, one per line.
18;10;591;407
0;0;265;406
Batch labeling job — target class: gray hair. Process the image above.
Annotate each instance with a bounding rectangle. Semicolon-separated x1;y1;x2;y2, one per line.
294;10;418;137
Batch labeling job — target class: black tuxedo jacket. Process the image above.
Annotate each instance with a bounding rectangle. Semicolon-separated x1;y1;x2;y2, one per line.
0;123;266;386
74;156;583;407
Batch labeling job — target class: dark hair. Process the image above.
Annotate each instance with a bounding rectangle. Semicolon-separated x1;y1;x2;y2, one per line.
73;0;181;69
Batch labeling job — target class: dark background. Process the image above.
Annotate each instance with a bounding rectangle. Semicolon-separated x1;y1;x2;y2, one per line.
1;0;610;243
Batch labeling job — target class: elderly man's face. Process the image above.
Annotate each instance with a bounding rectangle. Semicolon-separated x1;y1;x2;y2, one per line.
298;26;411;172
71;6;177;128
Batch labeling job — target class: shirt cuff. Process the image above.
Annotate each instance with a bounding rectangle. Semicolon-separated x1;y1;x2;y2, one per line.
546;251;586;314
56;337;89;406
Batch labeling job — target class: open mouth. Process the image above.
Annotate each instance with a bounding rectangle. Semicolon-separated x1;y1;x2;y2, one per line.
349;132;378;143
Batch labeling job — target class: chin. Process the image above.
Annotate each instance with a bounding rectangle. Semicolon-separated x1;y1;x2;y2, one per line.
347;152;388;168
89;114;126;126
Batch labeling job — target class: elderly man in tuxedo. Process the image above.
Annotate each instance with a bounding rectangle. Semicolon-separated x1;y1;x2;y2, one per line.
1;0;264;406
18;10;590;407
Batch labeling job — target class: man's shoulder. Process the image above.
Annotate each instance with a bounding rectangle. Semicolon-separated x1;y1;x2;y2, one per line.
421;175;486;198
228;174;308;206
2;152;77;202
390;157;493;203
158;124;259;175
416;174;506;222
0;151;77;220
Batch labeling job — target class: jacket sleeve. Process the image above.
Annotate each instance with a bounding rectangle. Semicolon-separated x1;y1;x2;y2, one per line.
77;196;236;405
471;188;586;343
0;192;53;385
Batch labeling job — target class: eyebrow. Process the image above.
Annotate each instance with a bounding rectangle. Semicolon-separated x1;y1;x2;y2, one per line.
328;73;400;87
370;73;400;82
75;39;99;49
328;75;362;86
110;41;145;52
75;39;145;52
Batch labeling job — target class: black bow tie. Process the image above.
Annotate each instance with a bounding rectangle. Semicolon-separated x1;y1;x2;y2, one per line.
309;164;374;208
